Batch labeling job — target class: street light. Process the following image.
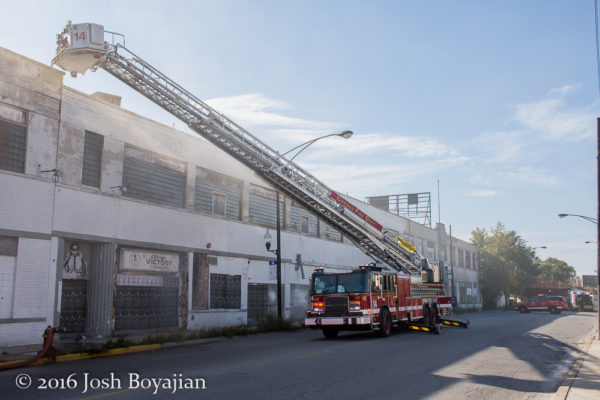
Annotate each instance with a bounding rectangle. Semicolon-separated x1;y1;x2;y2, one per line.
280;130;353;163
558;213;598;224
532;246;547;250
266;130;353;322
558;212;599;329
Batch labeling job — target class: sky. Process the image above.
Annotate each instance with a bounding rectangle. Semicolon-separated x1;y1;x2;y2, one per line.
1;0;599;277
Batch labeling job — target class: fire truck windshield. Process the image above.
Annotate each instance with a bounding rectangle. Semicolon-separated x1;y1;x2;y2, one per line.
311;270;369;295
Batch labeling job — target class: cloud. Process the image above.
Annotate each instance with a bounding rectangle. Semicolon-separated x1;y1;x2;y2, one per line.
467;189;501;197
206;93;459;158
206;93;341;144
548;84;582;96
475;130;530;164
292;133;461;164
500;167;559;186
304;156;469;196
466;85;594;189
513;95;595;141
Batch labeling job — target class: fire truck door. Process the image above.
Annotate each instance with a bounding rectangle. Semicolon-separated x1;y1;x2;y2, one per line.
397;276;409;318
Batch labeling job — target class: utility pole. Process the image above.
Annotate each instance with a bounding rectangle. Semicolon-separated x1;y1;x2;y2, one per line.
450;225;455;301
437;179;441;225
596;117;599;332
276;191;282;322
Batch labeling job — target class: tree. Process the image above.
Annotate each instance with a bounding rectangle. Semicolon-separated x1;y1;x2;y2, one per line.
536;257;576;286
471;222;537;308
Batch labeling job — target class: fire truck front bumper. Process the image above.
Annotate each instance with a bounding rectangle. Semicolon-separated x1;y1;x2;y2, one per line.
304;316;372;327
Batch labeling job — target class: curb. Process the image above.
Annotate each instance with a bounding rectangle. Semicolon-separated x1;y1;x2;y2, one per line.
0;338;221;369
553;332;597;400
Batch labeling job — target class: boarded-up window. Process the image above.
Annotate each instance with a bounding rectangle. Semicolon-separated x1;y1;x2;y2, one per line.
123;157;186;208
210;273;241;309
0;118;26;173
195;180;241;219
325;225;342;241
81;131;103;187
249;193;284;228
290;205;317;236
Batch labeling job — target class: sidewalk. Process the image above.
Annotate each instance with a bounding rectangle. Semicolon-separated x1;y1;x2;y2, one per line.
564;336;600;400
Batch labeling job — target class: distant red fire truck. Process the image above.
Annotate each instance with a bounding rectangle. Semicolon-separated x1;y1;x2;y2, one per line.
305;264;467;338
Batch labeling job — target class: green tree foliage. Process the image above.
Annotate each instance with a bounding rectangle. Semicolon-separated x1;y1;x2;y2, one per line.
471;223;537;308
536;257;576;286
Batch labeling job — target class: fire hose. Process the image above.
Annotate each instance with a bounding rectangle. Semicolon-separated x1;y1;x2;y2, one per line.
0;326;61;370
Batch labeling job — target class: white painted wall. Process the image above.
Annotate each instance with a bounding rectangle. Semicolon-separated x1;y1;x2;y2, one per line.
0;174;54;234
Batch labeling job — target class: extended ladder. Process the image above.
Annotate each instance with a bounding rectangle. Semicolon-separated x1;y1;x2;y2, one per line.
52;22;423;275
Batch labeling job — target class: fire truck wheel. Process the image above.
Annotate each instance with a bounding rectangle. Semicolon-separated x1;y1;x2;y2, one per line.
432;303;440;323
322;328;339;339
377;308;392;337
422;304;431;325
548;306;557;314
518;306;527;313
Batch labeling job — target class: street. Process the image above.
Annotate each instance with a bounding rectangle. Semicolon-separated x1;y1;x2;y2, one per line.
0;310;596;400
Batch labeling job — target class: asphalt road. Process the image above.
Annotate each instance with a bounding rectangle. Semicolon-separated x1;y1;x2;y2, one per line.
0;310;596;400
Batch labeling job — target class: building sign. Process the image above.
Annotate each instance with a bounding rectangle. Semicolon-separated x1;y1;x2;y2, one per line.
330;191;383;232
120;249;179;273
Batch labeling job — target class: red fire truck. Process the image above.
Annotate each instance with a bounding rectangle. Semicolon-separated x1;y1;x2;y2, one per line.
305;264;466;338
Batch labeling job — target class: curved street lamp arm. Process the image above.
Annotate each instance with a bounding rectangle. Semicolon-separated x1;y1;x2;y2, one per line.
558;213;598;224
280;131;353;163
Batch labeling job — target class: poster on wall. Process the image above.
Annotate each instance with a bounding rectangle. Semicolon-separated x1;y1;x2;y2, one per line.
63;242;88;280
120;249;179;273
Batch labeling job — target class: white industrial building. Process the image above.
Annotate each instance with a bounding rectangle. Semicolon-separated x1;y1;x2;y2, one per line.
0;47;480;347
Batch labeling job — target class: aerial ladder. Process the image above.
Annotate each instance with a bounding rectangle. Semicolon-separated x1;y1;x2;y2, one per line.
52;21;439;282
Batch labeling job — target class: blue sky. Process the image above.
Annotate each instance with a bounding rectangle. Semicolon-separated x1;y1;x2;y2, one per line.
2;1;598;277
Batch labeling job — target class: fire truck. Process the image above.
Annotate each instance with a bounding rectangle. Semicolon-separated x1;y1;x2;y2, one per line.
51;22;468;338
305;262;467;338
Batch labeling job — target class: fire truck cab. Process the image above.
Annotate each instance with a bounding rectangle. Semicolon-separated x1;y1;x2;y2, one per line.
305;264;452;338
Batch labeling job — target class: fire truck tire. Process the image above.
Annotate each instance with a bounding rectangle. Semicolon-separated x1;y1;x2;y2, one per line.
377;308;392;337
322;328;339;339
518;306;527;313
432;303;440;323
422;304;432;325
548;306;557;314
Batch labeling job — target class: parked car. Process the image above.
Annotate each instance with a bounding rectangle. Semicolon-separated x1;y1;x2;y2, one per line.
515;295;567;314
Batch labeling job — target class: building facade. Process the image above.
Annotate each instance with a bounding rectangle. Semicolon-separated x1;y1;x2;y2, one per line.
0;48;480;347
